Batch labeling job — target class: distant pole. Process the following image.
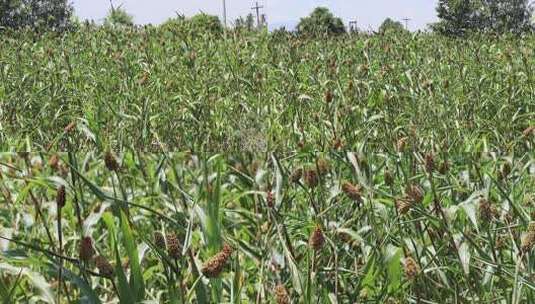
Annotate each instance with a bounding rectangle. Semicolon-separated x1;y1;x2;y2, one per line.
251;1;264;28
402;18;411;30
349;20;358;32
222;0;227;27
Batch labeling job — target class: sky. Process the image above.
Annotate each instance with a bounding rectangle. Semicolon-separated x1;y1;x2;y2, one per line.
73;0;439;31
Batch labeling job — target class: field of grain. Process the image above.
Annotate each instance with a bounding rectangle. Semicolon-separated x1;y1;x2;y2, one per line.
0;23;535;303
0;25;533;151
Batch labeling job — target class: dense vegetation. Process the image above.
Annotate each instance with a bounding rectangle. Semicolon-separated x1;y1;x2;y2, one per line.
0;1;534;303
0;151;534;303
0;25;533;152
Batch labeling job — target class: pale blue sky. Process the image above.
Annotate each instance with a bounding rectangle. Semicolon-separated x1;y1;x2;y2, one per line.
73;0;439;31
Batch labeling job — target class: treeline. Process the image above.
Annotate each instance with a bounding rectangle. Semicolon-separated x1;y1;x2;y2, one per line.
0;0;533;37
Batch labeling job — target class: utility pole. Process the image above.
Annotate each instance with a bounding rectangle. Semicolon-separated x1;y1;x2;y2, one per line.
349;20;358;33
251;1;264;28
402;18;411;30
222;0;227;27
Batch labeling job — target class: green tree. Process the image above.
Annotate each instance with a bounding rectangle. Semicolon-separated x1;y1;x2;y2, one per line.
378;18;406;34
235;13;255;31
433;0;533;36
0;0;73;31
480;0;533;34
297;7;346;36
188;13;223;34
104;5;133;27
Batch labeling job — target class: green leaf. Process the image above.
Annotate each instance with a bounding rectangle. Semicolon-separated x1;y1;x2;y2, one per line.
386;248;402;294
114;242;136;304
48;263;102;304
120;211;145;301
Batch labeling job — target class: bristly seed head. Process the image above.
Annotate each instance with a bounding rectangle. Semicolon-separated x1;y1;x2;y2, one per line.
267;191;274;208
56;185;66;209
406;184;424;205
79;236;95;262
48;154;60;171
384;169;394;186
316;158;330;176
290;168;303;183
201;243;233;278
404;257;420;280
324;90;333;103
274;284;290;304
309;225;325;251
104;151;119;172
304;169;318;188
341;181;362;202
396;199;412;215
154;232;166;250
95;256;114;278
166;233;181;259
479;199;496;221
425;153;435;173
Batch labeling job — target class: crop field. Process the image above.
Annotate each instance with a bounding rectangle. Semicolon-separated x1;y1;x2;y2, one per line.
0;151;534;303
0;23;535;304
0;25;533;151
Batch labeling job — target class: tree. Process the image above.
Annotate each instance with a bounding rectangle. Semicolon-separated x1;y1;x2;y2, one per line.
235;13;255;31
104;5;133;27
433;0;533;36
480;0;533;34
188;13;223;34
297;7;345;36
378;18;406;34
0;0;73;31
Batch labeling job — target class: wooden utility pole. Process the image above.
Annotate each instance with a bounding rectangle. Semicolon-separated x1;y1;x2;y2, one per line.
251;1;264;28
402;18;411;30
349;20;358;32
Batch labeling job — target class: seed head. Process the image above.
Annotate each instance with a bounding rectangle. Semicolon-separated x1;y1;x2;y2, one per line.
424;153;435;173
384;169;394;186
406;184;424;205
274;284;290;304
56;186;66;209
309;225;325;251
95;256;114;278
266;191;274;208
479;199;496;221
341;181;362;202
79;236;95;262
104;151;119;172
332;137;344;150
201;243;233;278
528;222;535;232
396;137;408;152
438;161;449;174
48;154;60;171
521;232;535;253
396;199;412;215
304;169;318;188
290;168;303;183
523;126;534;137
166;233;181;259
324;90;333;103
64;122;76;133
404;257;420;280
500;162;511;179
316;158;330;176
154;232;166;250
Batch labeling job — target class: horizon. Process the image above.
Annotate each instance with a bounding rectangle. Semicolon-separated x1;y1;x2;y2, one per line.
72;1;439;31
